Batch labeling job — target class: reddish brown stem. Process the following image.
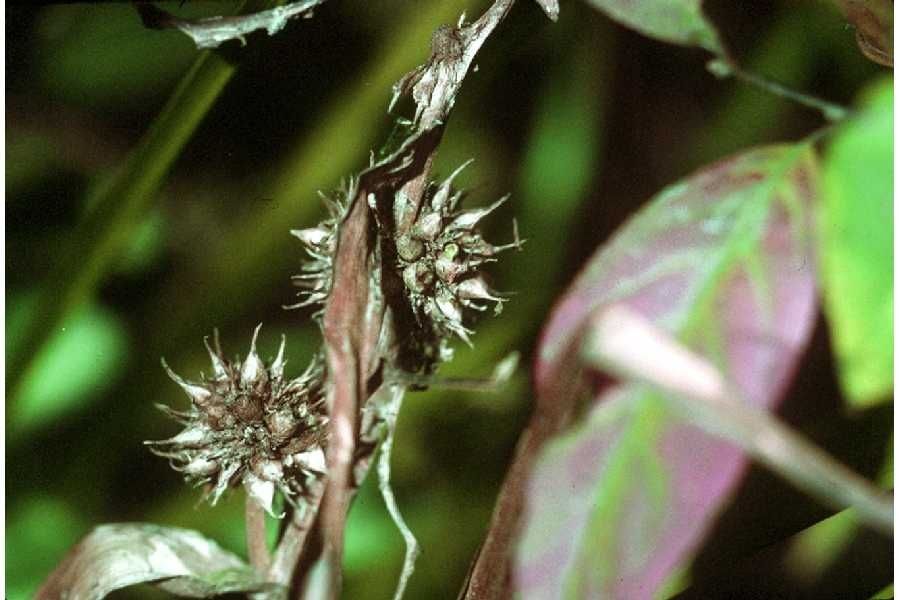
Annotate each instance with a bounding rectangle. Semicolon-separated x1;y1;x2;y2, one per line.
245;495;271;574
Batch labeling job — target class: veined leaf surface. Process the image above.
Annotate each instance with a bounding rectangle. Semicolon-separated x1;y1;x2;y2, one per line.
520;144;819;599
36;523;274;599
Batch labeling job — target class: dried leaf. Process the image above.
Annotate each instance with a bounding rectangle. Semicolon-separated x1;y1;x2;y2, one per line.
315;1;527;596
533;0;560;21
136;0;328;50
36;523;275;599
832;0;893;66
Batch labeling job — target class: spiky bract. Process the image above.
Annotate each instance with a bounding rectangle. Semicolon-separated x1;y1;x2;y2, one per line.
291;162;519;353
148;326;327;516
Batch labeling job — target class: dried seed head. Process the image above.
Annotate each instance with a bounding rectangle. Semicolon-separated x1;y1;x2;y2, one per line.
147;327;327;516
288;186;349;314
292;162;519;371
396;161;519;346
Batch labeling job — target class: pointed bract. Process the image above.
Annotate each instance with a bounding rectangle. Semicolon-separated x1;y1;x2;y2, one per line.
271;335;287;380
241;324;266;385
447;195;508;231
203;337;228;379
245;474;278;517
162;359;213;406
151;333;328;511
291;227;330;248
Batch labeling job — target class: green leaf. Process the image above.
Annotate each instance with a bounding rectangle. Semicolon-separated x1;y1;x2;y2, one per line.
583;0;723;53
6;497;88;600
114;209;168;275
819;77;893;408
37;4;198;109
36;523;275;599
8;295;127;437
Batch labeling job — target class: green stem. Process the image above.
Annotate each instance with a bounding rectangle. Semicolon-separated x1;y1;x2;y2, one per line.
708;58;850;122
6;2;268;404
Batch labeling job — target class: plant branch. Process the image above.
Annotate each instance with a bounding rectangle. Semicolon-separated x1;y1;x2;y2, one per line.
707;58;850;122
6;8;255;406
136;0;329;49
314;2;533;597
266;480;326;587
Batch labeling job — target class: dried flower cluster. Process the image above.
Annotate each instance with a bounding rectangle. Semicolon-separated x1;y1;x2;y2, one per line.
148;326;327;516
393;161;518;344
292;162;519;346
288;188;347;313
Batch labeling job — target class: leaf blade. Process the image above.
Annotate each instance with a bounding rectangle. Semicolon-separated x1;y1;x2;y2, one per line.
520;144;820;598
583;0;723;53
36;523;273;600
819;77;893;408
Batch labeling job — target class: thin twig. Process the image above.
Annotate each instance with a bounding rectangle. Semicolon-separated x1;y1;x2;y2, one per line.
707;58;850;122
376;387;420;600
389;352;520;392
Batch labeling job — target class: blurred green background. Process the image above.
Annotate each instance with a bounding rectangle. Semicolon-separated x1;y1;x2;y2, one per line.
5;1;891;598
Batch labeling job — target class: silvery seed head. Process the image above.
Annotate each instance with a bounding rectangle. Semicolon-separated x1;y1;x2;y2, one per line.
147;326;328;516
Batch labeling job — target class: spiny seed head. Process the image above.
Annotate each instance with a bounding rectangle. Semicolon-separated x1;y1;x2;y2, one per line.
396;161;520;345
147;325;328;516
288;186;350;315
293;162;519;366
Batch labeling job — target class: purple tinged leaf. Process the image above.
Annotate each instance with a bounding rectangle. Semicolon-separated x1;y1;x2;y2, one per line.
36;523;274;599
520;144;819;598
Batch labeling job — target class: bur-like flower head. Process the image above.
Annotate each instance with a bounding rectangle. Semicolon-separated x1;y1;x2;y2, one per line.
288;188;348;314
394;161;520;344
292;162;519;357
148;326;328;516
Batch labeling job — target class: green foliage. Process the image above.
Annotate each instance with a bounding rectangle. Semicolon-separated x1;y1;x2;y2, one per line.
36;4;196;108
8;294;128;437
819;77;893;408
6;497;88;600
584;0;722;53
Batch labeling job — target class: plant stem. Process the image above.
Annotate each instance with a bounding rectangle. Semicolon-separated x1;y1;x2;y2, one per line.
267;483;326;586
708;58;850;122
376;388;419;600
246;495;271;574
6;1;269;405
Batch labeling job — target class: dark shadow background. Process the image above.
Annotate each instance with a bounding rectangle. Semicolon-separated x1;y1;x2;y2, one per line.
5;0;891;598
